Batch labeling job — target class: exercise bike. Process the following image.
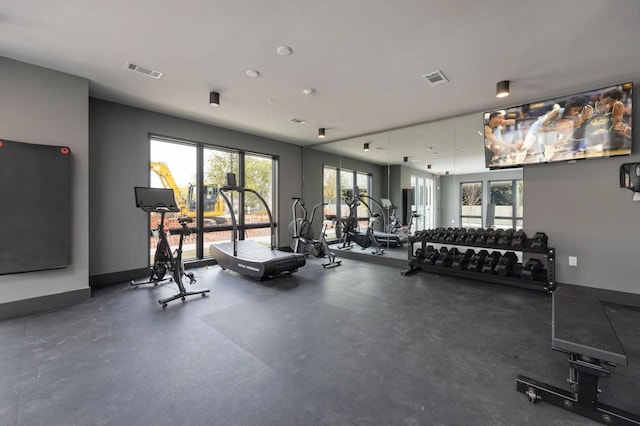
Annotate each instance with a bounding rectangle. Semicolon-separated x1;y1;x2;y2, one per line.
386;202;419;240
288;197;341;268
131;187;210;308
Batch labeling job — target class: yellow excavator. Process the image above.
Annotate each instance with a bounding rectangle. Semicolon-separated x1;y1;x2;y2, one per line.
150;161;227;224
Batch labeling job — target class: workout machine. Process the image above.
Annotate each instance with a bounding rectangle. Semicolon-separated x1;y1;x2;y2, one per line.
131;187;210;309
288;197;341;268
338;189;384;255
516;287;639;425
382;198;419;241
209;174;306;280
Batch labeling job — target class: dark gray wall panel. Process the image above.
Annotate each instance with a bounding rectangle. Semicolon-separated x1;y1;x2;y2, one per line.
0;139;71;274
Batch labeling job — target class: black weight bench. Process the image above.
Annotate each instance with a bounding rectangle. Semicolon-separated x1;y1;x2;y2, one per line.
516;288;640;425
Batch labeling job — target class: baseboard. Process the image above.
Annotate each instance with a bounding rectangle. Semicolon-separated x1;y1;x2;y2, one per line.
90;259;218;288
556;283;640;308
332;246;407;269
90;267;149;288
0;288;91;321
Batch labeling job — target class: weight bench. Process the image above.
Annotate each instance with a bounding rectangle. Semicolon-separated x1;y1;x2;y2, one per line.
516;288;640;425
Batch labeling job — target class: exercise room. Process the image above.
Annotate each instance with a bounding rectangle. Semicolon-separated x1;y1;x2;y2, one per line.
1;2;639;425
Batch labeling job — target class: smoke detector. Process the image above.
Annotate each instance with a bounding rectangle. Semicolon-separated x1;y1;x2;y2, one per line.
124;62;163;79
422;70;448;86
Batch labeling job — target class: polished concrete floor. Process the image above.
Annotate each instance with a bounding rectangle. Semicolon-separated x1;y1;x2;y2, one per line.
2;256;639;426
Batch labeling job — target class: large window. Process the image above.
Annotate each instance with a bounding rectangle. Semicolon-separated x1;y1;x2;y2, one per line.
149;137;276;264
460;182;483;228
411;175;435;231
323;165;372;241
489;180;523;229
323;166;338;240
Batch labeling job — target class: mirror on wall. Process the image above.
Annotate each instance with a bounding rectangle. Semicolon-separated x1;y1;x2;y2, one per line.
301;110;523;261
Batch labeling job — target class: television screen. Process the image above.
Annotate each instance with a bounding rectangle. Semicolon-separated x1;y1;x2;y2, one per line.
484;82;633;169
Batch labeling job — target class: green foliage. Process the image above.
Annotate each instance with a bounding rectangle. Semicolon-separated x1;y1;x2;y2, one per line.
204;151;272;209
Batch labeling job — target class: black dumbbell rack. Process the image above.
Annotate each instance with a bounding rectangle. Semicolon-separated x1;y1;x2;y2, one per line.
401;228;555;293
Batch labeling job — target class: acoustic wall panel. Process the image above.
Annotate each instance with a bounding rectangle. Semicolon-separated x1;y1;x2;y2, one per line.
0;139;72;275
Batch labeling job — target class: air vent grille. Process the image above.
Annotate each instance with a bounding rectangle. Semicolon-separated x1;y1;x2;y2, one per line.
125;62;164;79
422;70;448;86
289;117;308;124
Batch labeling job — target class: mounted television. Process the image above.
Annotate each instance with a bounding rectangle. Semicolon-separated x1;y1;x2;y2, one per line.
484;82;632;169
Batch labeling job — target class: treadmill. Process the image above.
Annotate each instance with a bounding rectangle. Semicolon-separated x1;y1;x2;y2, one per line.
209;174;306;281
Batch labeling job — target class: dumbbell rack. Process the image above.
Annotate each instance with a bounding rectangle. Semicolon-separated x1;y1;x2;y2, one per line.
401;228;556;293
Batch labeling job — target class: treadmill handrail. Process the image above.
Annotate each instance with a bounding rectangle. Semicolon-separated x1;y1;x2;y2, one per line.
218;185;275;256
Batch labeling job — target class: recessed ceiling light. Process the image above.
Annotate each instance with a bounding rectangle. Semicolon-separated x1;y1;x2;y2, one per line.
303;88;315;96
246;69;260;78
277;45;293;56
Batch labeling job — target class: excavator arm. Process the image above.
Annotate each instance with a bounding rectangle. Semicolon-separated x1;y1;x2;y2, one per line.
150;161;227;223
150;161;189;212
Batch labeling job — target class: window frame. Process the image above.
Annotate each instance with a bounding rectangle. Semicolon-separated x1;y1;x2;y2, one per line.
149;135;278;263
460;181;483;228
488;179;523;230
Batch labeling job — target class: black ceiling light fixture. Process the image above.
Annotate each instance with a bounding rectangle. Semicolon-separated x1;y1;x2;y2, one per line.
496;80;510;98
403;156;408;163
318;128;326;138
363;142;370;151
209;91;220;106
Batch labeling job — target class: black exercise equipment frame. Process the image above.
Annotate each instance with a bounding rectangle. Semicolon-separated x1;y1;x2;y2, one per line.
402;235;556;293
516;291;639;425
289;197;341;268
338;190;385;255
131;187;210;308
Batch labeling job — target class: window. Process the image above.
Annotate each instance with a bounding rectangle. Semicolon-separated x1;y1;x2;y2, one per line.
149;137;277;264
323;166;338;240
411;175;435;231
489;179;523;229
323;165;372;241
460;182;483;228
149;140;198;260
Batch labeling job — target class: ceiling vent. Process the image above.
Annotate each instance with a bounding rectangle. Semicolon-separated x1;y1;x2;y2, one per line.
422;70;448;86
125;62;164;79
289;117;308;124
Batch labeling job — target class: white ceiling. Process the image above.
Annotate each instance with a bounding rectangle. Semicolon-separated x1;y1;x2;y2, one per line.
1;1;639;174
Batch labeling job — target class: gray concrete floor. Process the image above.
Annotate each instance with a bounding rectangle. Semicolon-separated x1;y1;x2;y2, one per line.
1;256;638;426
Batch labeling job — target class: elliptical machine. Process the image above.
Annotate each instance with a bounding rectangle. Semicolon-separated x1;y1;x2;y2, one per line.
131;187;210;308
288;197;341;268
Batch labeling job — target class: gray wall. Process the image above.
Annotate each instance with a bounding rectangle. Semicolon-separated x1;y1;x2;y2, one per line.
525;155;639;294
89;99;303;276
522;74;639;294
0;57;89;303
